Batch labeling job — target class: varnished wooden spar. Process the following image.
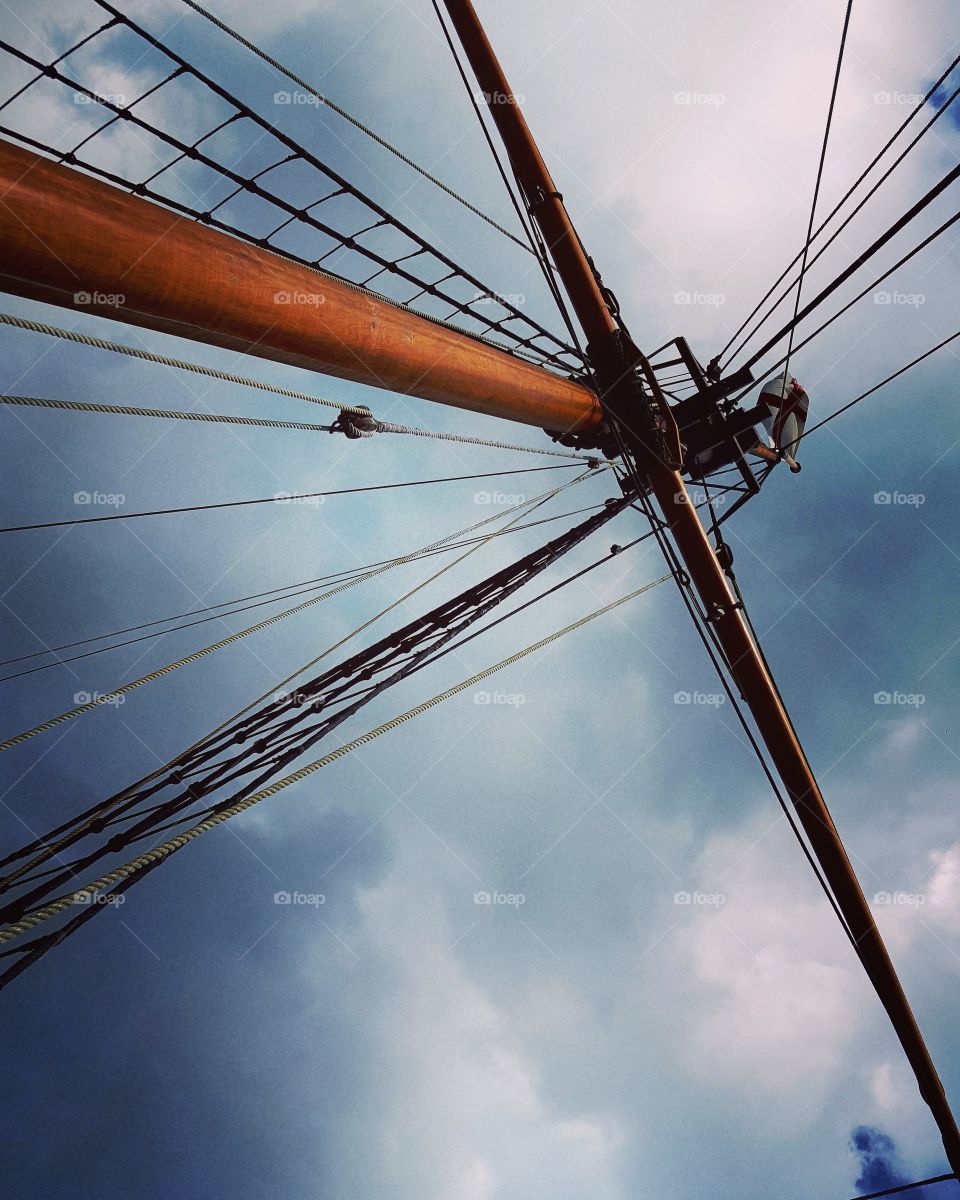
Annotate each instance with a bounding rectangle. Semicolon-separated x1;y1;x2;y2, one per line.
0;139;602;435
443;0;960;1172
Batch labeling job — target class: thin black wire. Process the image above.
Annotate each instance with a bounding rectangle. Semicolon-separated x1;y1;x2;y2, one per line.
848;1172;957;1200
0;578;386;680
2;508;664;886
607;419;861;953
782;0;855;385
428;0;587;361
0;503;607;673
0;5;582;373
742;162;960;373
718;47;960;365
648;485;861;952
801;328;960;441
178;0;537;256
724;74;960;370
726;203;960;412
0;566;378;668
0;499;637;929
0;464;579;534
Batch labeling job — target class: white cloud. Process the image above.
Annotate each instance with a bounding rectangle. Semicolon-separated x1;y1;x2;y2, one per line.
667;811;863;1122
338;833;626;1200
870;1060;897;1112
925;844;960;933
875;718;926;760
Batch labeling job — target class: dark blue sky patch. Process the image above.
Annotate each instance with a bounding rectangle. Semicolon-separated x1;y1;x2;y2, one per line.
850;1125;912;1195
928;83;960;130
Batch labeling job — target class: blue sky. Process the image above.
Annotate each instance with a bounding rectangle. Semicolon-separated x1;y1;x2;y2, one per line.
1;1;959;1198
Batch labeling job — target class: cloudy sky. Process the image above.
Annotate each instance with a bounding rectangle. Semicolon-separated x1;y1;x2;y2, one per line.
0;1;958;1198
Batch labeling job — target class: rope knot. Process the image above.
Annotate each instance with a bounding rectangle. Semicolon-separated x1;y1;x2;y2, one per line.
332;405;378;439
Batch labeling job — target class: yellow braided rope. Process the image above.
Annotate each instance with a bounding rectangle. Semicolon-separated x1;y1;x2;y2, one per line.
0;473;592;753
0;477;593;890
0;395;588;459
0;573;669;947
0;312;364;414
0;394;336;431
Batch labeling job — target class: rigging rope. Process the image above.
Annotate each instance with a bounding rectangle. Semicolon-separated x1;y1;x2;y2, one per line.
717;44;958;367
8;489;738;896
422;527;658;670
4;513;663;882
0;475;595;777
0;463;579;535
0;485;594;890
0;392;589;459
847;1173;957;1200
367;417;590;459
605;424;863;956
0;498;636;912
801;327;960;440
178;0;535;256
0;312;365;415
722;204;960;417
0;394;336;432
0;477;605;900
0;504;607;676
428;0;587;359
723;73;960;370
781;0;854;385
0;574;669;955
742;162;960;372
0;472;595;754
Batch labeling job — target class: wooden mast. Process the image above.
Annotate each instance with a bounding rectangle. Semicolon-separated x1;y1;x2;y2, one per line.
440;0;960;1172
